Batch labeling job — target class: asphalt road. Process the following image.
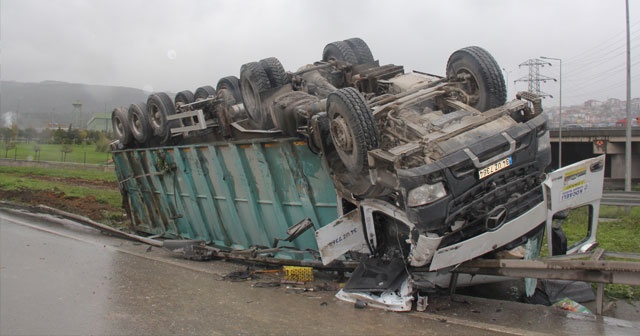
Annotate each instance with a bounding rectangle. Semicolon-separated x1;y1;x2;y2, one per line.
1;208;637;336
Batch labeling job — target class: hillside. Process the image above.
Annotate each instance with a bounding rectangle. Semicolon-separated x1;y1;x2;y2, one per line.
1;81;148;129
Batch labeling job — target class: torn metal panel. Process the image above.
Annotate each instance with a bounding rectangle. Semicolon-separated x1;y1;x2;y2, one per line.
315;209;368;265
429;201;547;271
335;276;414;312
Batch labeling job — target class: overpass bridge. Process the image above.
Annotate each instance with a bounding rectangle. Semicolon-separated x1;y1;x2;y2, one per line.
549;127;640;180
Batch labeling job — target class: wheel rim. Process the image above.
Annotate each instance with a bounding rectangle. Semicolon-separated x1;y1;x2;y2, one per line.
241;78;260;123
150;104;162;129
454;68;480;106
116;119;125;137
330;116;353;154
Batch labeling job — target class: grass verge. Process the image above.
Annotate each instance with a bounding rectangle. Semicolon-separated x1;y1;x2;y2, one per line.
0;165;124;226
559;206;640;301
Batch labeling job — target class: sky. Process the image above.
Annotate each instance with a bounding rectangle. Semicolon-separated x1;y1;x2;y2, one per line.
1;0;638;108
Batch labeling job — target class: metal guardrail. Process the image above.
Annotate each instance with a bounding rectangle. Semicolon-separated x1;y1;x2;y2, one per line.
452;248;640;315
601;191;640;207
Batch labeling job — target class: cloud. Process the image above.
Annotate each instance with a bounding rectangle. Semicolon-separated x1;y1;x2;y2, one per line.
1;0;638;106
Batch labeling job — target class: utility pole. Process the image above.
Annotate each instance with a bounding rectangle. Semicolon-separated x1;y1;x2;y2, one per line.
625;0;632;192
541;56;563;167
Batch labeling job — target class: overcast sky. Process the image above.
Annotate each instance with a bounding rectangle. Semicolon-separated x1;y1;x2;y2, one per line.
1;0;638;107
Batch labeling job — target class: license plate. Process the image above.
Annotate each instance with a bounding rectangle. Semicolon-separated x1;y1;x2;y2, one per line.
478;156;512;179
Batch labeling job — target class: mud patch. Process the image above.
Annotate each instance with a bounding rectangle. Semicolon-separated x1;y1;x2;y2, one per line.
0;187;122;222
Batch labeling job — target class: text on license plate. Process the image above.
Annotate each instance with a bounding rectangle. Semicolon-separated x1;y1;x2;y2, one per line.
478;156;512;179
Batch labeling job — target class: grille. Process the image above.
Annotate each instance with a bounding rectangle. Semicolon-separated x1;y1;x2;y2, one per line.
439;162;544;247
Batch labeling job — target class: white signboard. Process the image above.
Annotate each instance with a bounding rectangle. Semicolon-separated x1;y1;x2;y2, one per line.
543;155;606;254
544;155;605;213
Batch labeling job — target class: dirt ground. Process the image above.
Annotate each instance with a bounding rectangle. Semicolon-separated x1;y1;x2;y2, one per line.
0;174;122;222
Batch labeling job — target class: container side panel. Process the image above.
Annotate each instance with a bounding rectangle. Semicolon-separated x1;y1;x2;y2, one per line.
189;146;230;246
114;138;339;256
148;148;195;239
205;145;250;249
113;151;155;233
139;149;179;237
136;150;175;235
167;147;213;242
228;144;272;247
252;142;298;247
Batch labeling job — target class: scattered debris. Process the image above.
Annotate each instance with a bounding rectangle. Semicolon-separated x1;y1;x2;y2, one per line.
553;298;593;315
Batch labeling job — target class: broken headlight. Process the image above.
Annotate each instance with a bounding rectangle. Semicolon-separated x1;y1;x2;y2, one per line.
407;182;447;207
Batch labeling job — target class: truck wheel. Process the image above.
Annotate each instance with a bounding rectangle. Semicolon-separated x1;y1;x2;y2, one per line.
344;38;374;64
193;85;216;121
112;107;133;146
175;90;195;126
309;112;386;197
128;102;151;145
259;57;290;89
175;90;194;107
322;41;359;65
240;61;274;129
216;76;242;104
147;92;177;141
194;85;216;101
327;87;379;174
446;46;506;112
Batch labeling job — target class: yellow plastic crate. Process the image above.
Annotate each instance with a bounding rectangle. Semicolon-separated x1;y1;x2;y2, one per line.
282;266;314;282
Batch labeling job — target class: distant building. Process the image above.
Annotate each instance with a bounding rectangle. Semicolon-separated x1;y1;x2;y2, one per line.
86;112;111;131
584;99;601;108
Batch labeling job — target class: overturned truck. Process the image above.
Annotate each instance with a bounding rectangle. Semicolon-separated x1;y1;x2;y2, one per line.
111;38;557;310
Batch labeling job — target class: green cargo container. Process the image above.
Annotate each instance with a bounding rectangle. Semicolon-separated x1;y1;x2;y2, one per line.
112;138;338;258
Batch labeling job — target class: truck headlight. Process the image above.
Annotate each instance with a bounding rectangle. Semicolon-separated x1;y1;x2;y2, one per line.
407;182;447;207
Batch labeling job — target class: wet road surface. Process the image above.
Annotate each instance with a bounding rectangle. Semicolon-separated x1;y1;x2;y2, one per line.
1;208;638;335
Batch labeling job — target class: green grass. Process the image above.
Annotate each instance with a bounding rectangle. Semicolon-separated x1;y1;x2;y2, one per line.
0;165;117;182
559;206;640;301
0;166;121;209
1;143;112;164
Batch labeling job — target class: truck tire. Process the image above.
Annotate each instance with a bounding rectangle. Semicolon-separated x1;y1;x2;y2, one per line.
112;107;133;146
175;90;194;107
322;41;359;65
147;92;178;142
240;61;274;129
128;102;151;145
327;87;379;174
193;85;216;121
259;57;290;89
216;76;242;104
312;111;388;198
446;46;506;112
175;90;195;126
194;85;216;101
344;38;374;64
